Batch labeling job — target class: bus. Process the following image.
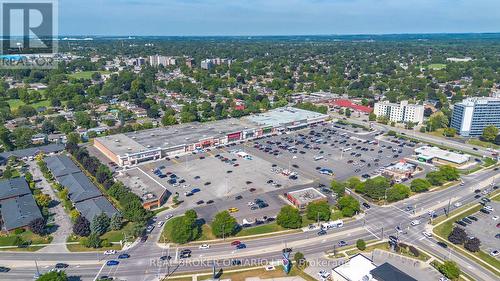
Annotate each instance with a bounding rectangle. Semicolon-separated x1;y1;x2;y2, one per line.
321;220;344;230
314;155;324;161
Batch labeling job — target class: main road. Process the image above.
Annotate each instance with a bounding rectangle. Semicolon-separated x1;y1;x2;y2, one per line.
0;164;497;281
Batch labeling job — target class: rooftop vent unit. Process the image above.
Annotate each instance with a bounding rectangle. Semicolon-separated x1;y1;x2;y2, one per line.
127;147;132;150
146;145;151;148
115;139;120;142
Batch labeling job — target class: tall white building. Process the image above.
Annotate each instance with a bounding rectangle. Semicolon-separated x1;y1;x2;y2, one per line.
149;55;176;67
374;100;424;124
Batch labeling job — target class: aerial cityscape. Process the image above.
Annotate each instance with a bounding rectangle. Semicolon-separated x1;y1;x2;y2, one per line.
0;1;499;281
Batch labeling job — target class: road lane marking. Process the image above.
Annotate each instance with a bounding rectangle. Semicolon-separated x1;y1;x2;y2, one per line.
363;226;380;239
93;263;106;281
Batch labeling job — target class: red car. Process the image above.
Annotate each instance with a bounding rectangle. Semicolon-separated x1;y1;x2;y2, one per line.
230;240;241;246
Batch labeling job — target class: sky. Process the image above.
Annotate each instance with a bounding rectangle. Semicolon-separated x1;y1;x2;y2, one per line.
58;0;500;36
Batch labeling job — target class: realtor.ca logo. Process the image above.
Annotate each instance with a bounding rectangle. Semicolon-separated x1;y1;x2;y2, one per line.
0;0;58;69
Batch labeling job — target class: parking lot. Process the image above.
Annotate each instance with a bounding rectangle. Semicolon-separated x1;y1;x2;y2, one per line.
117;122;423;224
233;123;417;182
458;200;499;256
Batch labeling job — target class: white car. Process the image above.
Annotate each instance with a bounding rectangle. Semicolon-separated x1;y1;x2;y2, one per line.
422;231;433;239
492;216;499;221
453;202;462;208
104;250;117;255
410;220;421;226
199;244;210;249
157;221;164;227
490;250;499;257
247;202;255;206
165;214;173;220
484;205;494;211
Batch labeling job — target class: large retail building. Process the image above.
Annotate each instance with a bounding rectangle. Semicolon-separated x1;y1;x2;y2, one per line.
94;107;329;167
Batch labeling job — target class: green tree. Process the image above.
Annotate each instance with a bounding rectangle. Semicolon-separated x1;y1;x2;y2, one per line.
439;165;460;181
438;261;461;280
211;210;238;238
330;180;346;198
161;114;177;126
36;270;68;281
368;112;376;121
386;184;411;202
90;213;110;236
110;213;123;231
356;239;366;250
426;171;446;186
443;127;457;137
82;232;102;248
337;195;360;217
294;251;306;268
363;176;390;200
276;206;302;229
410;178;431;193
481;125;499;142
34;193;51;208
306;201;331;222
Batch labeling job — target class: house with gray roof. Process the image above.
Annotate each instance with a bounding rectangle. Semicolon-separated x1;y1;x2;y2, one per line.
0;144;65;165
74;196;118;221
58;172;102;203
0;177;31;200
44;155;81;177
0;194;42;231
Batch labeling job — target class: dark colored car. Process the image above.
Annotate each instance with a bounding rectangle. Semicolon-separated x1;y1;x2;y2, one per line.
437;241;448;248
231;259;242;265
235;195;243;200
106;260;119;266
236;243;247;249
362;202;371;209
160;255;172;261
0;266;9;272
118;253;130;259
196;200;205;205
55;263;68;269
206;200;214;204
317;230;327;236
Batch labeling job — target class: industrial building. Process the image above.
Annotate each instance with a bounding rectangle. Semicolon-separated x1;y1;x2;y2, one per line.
286;187;327;209
94;107;329;167
374;100;424;124
415;146;470;165
450;95;500;137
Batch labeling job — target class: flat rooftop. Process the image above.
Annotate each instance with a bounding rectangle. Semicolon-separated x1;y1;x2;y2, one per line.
94;107;329;157
333;254;377;281
415;146;470;164
246;107;327;127
288;187;327;205
117;168;168;204
123;117;255;149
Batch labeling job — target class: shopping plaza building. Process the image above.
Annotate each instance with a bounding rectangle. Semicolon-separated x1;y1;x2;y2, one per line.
94;107;329;167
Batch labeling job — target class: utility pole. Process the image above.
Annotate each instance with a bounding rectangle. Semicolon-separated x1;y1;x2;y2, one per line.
381;227;384;240
446;198;451;217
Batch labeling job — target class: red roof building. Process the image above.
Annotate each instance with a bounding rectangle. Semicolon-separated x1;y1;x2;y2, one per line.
331;99;373;113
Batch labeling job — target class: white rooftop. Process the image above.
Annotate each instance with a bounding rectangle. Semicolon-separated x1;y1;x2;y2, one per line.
333;254;377;281
415;146;470;164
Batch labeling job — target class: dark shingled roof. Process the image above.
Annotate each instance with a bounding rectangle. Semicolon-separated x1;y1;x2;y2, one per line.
0;194;42;230
0;177;31;200
74;196;118;221
44;155;80;177
370;262;418;281
58;172;102;203
0;144;65;164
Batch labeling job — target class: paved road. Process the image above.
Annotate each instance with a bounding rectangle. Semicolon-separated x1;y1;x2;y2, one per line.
0;165;498;281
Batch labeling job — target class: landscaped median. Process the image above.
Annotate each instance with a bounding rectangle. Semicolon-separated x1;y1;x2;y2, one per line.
432;192;500;277
65;221;137;252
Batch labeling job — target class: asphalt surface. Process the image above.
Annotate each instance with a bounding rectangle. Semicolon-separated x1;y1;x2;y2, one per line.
1;122;499;281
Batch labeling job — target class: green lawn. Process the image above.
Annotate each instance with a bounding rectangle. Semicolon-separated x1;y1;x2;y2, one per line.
101;222;135;243
236;223;286;237
344;241;430;262
428;63;447;70
68;70;110;80
467;139;500;149
7;98;51;110
0;230;52;251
